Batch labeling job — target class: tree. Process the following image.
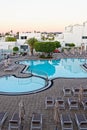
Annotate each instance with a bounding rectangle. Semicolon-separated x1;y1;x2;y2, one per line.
5;32;10;36
5;36;17;42
34;41;56;57
26;37;38;55
47;33;55;41
41;35;46;41
54;41;61;48
13;46;19;54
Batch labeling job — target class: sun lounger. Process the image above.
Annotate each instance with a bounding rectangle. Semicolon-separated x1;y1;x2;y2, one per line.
75;113;87;130
0;112;8;130
82;87;87;96
81;98;87;110
56;97;65;110
68;98;79;110
63;88;72;96
30;113;42;130
0;63;4;69
4;65;18;71
60;113;73;130
8;113;20;130
45;96;54;109
72;87;80;96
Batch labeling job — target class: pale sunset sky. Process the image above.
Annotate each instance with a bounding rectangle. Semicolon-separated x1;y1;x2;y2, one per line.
0;0;87;33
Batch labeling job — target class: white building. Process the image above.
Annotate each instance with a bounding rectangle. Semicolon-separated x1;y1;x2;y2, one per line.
1;22;87;52
57;21;87;50
18;32;41;44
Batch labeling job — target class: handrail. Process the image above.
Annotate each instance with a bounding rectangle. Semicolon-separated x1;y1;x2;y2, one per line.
29;69;48;81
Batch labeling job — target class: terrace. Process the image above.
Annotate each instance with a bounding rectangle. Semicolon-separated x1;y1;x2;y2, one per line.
0;53;87;130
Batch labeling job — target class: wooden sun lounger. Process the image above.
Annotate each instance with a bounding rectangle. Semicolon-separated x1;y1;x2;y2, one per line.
45;96;54;109
75;113;87;130
63;88;72;96
68;98;79;110
56;97;65;110
72;87;80;96
61;113;73;130
81;98;87;110
82;87;87;96
0;112;8;130
8;113;20;130
0;63;4;69
30;113;42;130
4;65;18;71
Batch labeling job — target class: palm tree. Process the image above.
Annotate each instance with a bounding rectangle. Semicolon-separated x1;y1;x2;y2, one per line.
26;37;38;55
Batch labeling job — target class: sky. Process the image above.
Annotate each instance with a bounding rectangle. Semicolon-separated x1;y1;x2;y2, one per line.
0;0;87;33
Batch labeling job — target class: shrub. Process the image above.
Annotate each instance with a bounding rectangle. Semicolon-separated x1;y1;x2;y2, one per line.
5;37;17;42
13;46;19;54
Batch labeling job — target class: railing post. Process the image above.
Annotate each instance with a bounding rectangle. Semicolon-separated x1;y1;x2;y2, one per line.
31;70;32;75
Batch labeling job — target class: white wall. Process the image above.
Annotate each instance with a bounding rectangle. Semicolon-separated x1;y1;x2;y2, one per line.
72;25;83;46
58;22;87;48
19;32;41;41
0;42;17;50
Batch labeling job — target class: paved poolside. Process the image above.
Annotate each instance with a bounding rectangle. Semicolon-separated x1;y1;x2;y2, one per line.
0;53;87;130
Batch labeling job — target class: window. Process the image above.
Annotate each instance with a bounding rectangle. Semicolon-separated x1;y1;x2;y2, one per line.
82;36;87;39
65;43;69;46
20;45;28;51
21;36;27;39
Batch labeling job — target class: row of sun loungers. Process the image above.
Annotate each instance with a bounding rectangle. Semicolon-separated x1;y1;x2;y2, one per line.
3;109;87;130
4;64;18;71
45;96;87;110
8;112;43;130
63;87;87;97
45;97;66;110
30;109;87;130
0;104;87;130
45;97;87;130
0;111;42;130
0;58;18;72
61;113;87;130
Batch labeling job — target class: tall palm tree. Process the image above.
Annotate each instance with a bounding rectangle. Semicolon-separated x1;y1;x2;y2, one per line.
26;37;37;55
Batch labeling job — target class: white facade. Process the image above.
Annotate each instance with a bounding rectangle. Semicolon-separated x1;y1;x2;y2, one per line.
57;22;87;49
19;32;41;42
1;21;87;51
0;42;17;50
64;24;83;46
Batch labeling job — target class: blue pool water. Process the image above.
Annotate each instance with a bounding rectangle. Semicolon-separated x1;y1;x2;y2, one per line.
0;58;87;95
20;58;87;78
0;76;46;94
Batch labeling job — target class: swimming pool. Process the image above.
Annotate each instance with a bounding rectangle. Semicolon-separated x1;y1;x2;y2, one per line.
20;58;87;78
0;58;87;95
0;75;49;95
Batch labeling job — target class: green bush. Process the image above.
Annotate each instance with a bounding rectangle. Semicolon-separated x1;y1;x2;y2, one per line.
40;54;45;58
5;37;17;42
40;54;52;59
13;46;19;53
